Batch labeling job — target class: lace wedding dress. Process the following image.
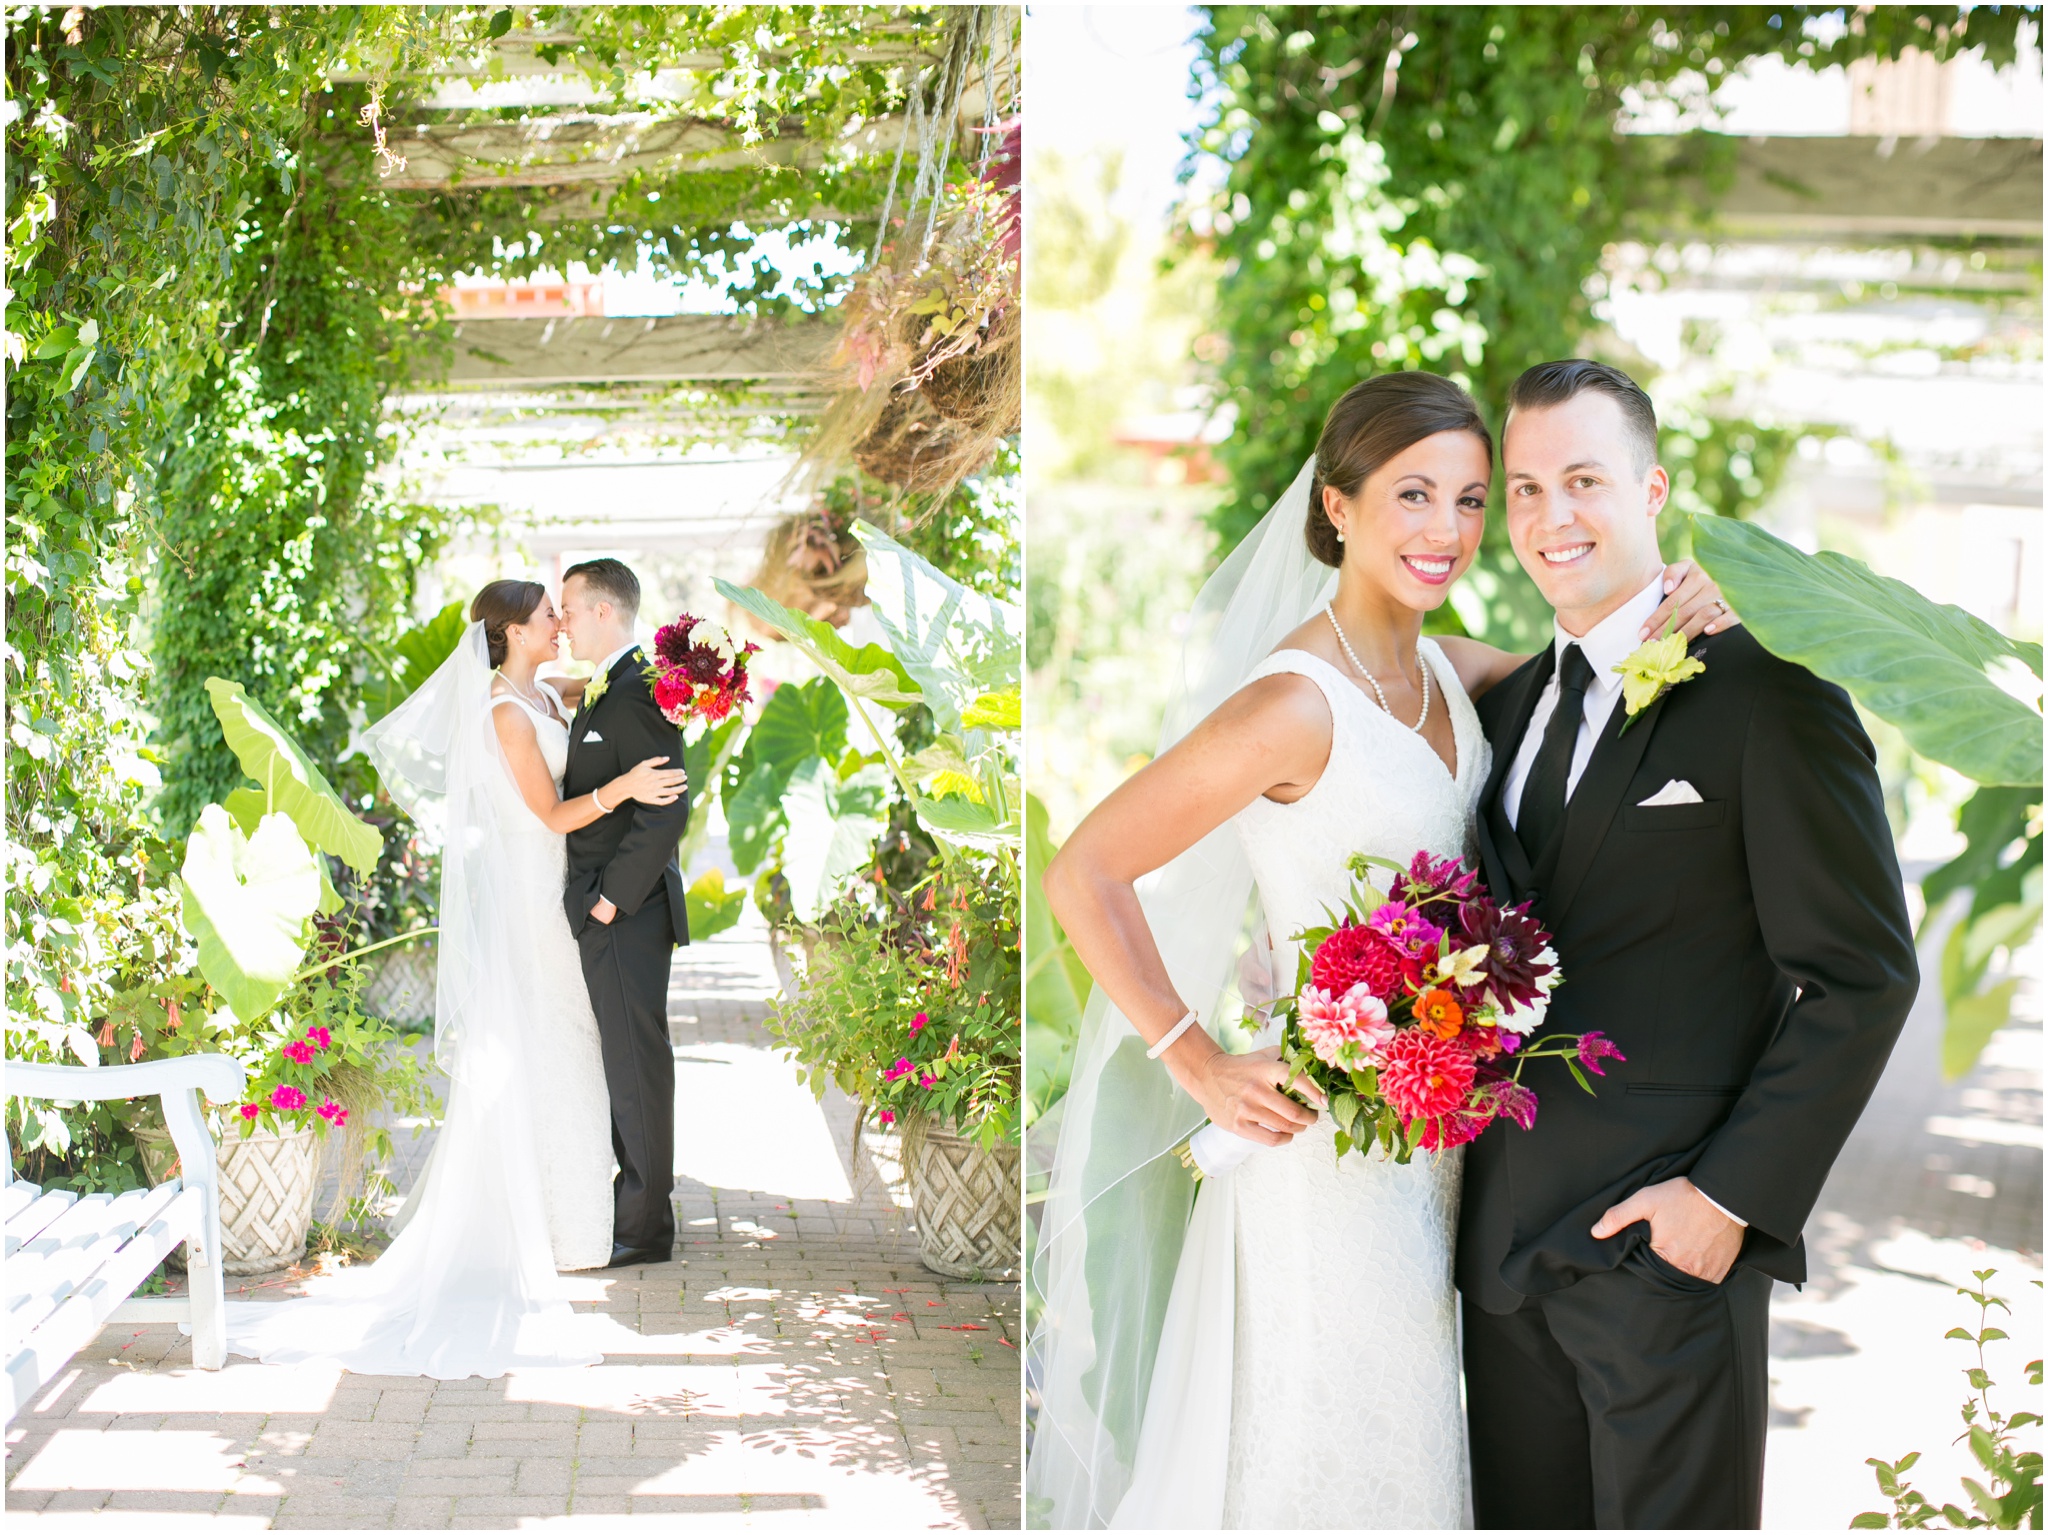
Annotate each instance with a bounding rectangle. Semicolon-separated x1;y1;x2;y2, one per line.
220;626;613;1378
1213;641;1489;1529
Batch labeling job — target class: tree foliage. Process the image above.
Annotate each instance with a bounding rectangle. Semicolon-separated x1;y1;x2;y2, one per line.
1184;4;2030;640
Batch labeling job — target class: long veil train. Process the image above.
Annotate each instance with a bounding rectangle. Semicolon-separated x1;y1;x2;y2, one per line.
221;625;601;1378
1026;462;1336;1527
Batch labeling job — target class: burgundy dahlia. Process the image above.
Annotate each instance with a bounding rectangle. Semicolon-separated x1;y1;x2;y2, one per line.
1458;899;1554;1012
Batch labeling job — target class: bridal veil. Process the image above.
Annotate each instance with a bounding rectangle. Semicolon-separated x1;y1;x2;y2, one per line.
1027;461;1336;1527
221;623;601;1377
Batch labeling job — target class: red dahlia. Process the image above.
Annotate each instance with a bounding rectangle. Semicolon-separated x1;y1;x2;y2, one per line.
1310;920;1421;1000
1380;1027;1477;1122
1417;1106;1493;1151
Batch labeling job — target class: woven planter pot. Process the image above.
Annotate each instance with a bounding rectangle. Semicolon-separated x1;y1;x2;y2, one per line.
134;1119;320;1275
362;938;437;1027
905;1120;1021;1281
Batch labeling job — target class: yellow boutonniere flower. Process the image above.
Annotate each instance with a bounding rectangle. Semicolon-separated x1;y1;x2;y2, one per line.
1614;628;1706;731
580;672;609;711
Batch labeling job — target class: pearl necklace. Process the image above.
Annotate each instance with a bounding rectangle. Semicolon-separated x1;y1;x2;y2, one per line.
1325;604;1430;733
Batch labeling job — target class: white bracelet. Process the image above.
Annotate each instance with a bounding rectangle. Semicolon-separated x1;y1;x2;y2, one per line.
591;787;611;815
1146;1009;1201;1060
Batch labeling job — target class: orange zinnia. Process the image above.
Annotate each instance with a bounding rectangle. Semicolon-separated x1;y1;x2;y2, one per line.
1414;988;1465;1040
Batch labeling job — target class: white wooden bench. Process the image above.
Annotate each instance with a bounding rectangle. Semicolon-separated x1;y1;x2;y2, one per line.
4;1055;246;1423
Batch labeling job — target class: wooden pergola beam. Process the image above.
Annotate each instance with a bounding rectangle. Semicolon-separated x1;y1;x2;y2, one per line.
1705;136;2041;240
436;314;837;388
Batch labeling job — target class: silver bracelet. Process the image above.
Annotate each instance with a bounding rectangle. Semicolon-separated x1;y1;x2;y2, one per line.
591;786;611;815
1146;1008;1201;1060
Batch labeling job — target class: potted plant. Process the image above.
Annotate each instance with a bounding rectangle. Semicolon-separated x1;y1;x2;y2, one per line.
773;847;1020;1279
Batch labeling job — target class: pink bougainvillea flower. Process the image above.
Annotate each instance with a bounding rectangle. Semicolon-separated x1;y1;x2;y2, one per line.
238;1103;261;1121
270;1084;307;1112
1380;1029;1476;1123
316;1100;348;1127
1296;983;1394;1070
304;1026;332;1051
1576;1032;1626;1076
282;1040;315;1065
918;1072;937;1089
884;1058;912;1083
910;1011;929;1033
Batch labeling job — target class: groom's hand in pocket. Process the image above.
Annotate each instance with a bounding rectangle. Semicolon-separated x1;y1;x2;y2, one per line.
1591;1176;1743;1283
590;896;617;925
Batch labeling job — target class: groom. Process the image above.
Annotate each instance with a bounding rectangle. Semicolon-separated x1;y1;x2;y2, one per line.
1458;361;1918;1528
558;557;691;1269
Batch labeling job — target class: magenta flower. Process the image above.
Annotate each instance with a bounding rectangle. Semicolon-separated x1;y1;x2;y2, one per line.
270;1084;307;1111
910;1011;929;1033
282;1040;315;1065
238;1103;260;1121
304;1026;332;1052
1576;1032;1626;1076
878;1109;896;1127
316;1099;348;1127
1390;851;1481;906
918;1072;937;1089
1488;1078;1539;1132
1365;902;1444;960
884;1058;912;1083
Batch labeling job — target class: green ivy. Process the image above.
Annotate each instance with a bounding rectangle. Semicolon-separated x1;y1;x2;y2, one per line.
1184;5;2028;641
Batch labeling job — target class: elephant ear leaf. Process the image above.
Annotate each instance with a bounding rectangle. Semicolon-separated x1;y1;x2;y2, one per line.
362;601;467;724
206;678;383;875
177;805;322;1022
714;580;922;708
1691;515;2043;787
853;520;1021;733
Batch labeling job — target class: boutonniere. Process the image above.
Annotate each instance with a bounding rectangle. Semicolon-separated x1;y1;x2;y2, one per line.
580;671;610;712
1614;626;1706;732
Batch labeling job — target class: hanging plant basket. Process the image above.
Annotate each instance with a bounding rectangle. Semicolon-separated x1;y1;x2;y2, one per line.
903;1117;1020;1281
852;392;993;493
917;308;1020;436
134;1118;320;1275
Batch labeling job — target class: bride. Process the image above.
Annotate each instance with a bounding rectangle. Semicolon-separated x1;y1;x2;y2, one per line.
1027;372;1732;1528
223;581;684;1379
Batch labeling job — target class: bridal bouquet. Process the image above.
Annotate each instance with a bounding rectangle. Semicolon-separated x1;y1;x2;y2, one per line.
1195;852;1621;1173
644;612;760;727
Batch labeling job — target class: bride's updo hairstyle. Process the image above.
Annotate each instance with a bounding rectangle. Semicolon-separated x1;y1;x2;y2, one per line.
470;579;547;668
1306;372;1492;567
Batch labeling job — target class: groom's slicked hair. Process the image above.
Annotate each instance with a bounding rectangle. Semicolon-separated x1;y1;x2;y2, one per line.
563;557;640;618
1508;359;1659;475
1307;371;1492;568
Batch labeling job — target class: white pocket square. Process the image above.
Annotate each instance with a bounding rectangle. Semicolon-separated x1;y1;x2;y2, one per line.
1638;779;1703;806
583;730;604;744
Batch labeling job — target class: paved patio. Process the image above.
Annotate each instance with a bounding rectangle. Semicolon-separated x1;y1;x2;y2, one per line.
6;911;1022;1529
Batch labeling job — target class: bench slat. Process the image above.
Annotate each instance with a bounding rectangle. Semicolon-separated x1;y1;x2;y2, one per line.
3;1192;198;1422
3;1183;187;1350
4;1189;80;1256
0;1185;36;1223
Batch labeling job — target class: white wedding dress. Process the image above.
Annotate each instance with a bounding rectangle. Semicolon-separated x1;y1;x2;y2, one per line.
1214;642;1487;1528
220;626;615;1378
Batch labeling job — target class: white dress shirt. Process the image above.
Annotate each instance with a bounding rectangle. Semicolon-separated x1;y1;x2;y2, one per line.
1500;572;1749;1231
596;638;639;680
1501;572;1668;829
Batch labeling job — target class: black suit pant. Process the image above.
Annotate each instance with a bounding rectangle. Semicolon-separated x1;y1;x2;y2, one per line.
1464;1253;1771;1529
576;899;676;1254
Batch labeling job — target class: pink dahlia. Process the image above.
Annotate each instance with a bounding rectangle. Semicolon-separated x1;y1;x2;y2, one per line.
1366;902;1445;961
1297;983;1394;1070
1380;1029;1476;1122
282;1039;315;1065
1311;921;1422;1000
270;1084;307;1112
654;673;694;718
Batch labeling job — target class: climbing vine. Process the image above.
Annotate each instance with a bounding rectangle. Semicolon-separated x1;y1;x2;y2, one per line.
4;3;960;1185
1185;4;2030;641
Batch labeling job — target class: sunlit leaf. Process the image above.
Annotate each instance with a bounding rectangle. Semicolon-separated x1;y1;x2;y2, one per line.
176;805;320;1022
206;678;382;874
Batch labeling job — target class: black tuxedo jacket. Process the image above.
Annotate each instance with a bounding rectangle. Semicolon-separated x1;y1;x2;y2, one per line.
1458;625;1916;1314
560;646;691;943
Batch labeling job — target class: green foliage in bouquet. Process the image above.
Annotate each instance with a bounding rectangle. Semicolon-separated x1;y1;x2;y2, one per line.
1692;514;2043;1078
1854;1270;2043;1530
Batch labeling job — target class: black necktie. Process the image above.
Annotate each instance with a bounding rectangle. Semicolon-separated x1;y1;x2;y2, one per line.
1516;643;1594;861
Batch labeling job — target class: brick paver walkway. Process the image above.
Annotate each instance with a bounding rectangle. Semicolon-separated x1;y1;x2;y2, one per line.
6;911;1022;1528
